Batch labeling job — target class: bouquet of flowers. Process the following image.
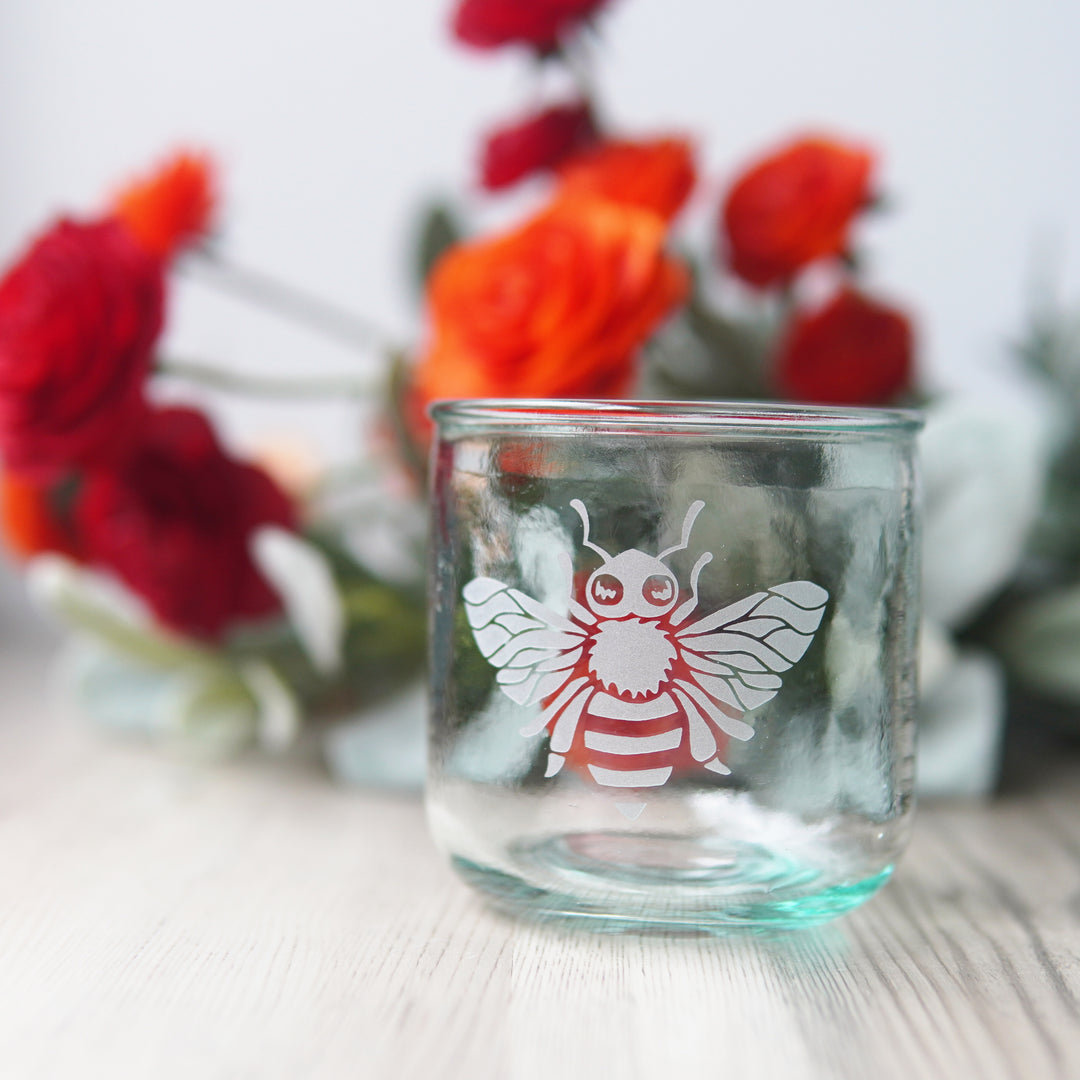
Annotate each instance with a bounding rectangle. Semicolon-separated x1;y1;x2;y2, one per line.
0;158;428;760
0;0;1071;792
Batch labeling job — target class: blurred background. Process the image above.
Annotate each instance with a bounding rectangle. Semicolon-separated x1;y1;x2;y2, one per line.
1;0;1079;639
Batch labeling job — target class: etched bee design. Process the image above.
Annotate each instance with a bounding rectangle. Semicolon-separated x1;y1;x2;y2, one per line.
463;500;828;790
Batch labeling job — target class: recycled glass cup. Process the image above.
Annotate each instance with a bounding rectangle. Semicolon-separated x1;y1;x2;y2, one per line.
427;400;922;931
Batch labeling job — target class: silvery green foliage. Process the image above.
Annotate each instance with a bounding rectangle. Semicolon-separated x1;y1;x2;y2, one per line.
920;395;1053;629
1020;306;1080;564
982;307;1080;711
251;527;345;675
29;556;301;756
322;679;426;790
916;393;1054;795
917;646;1006;798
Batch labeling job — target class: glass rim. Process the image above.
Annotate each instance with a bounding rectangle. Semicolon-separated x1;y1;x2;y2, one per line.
429;398;924;435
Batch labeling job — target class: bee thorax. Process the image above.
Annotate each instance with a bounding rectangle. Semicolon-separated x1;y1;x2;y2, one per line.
588;619;677;698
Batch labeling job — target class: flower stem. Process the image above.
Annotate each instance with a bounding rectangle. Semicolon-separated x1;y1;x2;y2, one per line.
158;359;378;399
562;34;602;123
309;460;382;493
181;249;402;356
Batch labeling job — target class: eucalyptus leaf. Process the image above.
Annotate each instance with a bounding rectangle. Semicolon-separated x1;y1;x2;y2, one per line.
918;618;958;700
163;668;258;758
240;659;302;751
920;396;1053;628
323;679;426;790
917;649;1005;798
27;556;219;672
60;642;179;736
251;527;346;675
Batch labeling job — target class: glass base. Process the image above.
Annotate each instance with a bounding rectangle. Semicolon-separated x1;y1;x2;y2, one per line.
451;831;892;933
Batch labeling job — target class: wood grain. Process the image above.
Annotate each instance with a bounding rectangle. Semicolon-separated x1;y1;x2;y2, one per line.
0;649;1078;1080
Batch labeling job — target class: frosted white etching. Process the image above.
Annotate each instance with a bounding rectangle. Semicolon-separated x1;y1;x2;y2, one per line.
462;500;828;790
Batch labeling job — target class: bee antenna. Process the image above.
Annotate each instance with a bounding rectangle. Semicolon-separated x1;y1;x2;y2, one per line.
570;499;611;561
658;500;705;561
670;552;712;627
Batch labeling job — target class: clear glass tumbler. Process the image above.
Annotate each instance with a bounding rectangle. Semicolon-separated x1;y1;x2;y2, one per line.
427;400;922;931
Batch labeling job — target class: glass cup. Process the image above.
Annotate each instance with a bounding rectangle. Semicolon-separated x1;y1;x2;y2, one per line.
427;400;922;931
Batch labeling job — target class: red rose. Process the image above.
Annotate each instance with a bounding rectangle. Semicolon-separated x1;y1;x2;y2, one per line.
480;101;596;191
558;136;697;222
76;406;297;640
0;218;163;477
452;0;611;51
721;135;875;289
775;288;914;405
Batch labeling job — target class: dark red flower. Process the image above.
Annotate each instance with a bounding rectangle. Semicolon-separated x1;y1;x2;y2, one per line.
480;101;596;191
452;0;611;51
76;406;297;640
0;218;163;477
721;135;875;289
775;288;914;405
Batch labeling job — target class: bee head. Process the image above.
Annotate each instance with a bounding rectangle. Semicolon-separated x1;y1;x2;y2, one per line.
572;498;705;620
585;550;678;619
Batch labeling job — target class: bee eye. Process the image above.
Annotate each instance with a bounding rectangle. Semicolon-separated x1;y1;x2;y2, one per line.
643;574;675;606
591;573;623;606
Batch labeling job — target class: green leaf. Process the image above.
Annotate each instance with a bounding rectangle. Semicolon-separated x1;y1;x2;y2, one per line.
993;584;1080;702
384;348;428;484
239;659;302;751
413;200;463;294
641;295;774;401
27;556;221;673
164;669;259;758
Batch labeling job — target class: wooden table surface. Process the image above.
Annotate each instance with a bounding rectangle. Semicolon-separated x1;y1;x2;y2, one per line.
1;649;1079;1080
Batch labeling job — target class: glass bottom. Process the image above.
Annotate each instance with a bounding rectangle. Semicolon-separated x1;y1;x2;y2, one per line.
451;831;892;933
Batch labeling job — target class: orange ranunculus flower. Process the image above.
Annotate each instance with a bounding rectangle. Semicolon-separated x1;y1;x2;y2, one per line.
0;472;82;561
721;135;875;289
413;193;689;406
558;137;697;222
112;150;218;260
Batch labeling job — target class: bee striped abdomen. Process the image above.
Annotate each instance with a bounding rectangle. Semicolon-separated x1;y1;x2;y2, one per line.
577;691;684;787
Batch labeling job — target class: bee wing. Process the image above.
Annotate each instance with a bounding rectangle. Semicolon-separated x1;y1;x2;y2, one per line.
463;577;589;707
674;581;829;720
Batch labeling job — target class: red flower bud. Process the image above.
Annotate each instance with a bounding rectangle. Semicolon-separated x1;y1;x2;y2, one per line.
0;472;83;562
452;0;612;51
480;101;596;191
76;406;297;640
558;136;697;222
0;218;163;477
721;135;875;289
775;288;915;406
112;150;218;260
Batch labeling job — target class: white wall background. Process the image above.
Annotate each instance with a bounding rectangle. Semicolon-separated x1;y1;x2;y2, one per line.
1;0;1079;629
